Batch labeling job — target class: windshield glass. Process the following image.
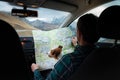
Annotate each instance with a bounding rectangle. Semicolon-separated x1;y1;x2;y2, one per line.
25;8;70;30
0;1;71;37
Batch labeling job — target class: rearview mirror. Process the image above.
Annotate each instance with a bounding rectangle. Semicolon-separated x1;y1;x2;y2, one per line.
11;8;38;17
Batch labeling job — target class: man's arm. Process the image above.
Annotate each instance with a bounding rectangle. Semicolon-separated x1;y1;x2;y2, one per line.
31;63;45;80
31;37;77;80
31;55;72;80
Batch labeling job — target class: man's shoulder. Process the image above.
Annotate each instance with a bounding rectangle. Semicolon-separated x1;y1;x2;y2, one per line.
54;53;73;68
61;52;75;61
62;53;74;58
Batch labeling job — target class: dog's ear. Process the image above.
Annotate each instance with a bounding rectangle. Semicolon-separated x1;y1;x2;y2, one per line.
48;49;55;57
50;49;58;59
50;49;55;55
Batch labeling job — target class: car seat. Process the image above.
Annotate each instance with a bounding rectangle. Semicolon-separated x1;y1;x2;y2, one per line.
0;20;30;80
69;5;120;80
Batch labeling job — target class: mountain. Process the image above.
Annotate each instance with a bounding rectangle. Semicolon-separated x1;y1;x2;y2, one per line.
0;11;59;31
30;19;59;31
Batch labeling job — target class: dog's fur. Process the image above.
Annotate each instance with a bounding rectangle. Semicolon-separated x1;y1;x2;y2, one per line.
48;45;63;59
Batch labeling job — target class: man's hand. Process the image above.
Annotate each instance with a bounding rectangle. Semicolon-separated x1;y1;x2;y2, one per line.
72;36;78;47
31;63;40;72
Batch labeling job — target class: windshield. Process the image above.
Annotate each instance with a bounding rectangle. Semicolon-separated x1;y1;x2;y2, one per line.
0;1;71;37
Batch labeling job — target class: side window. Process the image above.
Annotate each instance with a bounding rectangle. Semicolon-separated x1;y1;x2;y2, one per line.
68;19;78;36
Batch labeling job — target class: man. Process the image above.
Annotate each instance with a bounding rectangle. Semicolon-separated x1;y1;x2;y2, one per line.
31;13;99;80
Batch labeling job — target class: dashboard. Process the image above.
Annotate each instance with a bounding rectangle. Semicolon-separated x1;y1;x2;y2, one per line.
20;37;35;63
20;37;36;80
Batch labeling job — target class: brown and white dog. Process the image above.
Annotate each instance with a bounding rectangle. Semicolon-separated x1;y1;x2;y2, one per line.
48;45;63;60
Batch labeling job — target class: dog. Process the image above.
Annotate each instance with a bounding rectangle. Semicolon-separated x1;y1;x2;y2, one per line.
48;45;63;60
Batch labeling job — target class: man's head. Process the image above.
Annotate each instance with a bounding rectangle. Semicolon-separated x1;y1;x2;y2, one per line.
77;13;99;45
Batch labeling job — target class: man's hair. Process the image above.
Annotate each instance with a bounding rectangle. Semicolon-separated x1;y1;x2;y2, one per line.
77;13;99;44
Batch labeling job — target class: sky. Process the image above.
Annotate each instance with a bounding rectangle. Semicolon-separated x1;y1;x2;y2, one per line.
0;0;120;22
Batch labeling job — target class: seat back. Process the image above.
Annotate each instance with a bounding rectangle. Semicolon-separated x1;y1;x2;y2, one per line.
69;5;120;80
69;48;120;80
0;20;30;80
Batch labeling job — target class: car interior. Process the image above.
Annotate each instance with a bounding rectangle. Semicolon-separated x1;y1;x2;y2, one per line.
0;0;120;80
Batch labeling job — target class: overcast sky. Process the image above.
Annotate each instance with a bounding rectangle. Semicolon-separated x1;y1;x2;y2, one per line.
0;0;120;22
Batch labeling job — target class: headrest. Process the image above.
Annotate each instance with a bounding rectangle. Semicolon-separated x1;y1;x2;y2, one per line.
97;5;120;39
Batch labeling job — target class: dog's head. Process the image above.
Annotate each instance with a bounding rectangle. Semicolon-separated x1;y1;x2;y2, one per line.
48;45;63;59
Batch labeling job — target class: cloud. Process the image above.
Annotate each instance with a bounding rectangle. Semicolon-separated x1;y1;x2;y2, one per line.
26;17;49;22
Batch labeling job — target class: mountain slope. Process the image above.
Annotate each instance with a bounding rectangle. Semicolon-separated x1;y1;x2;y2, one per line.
0;12;38;37
0;12;37;30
